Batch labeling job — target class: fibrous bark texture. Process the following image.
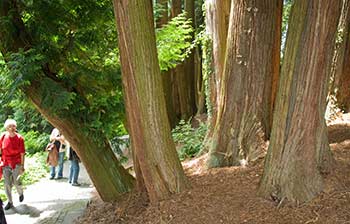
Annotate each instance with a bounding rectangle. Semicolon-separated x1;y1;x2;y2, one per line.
113;0;189;203
206;0;282;168
259;0;341;203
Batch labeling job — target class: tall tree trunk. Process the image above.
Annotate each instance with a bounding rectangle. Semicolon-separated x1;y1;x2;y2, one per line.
28;91;135;201
267;0;283;139
156;0;178;128
0;0;134;202
205;0;230;114
259;0;341;203
113;0;189;203
181;0;196;119
195;46;206;115
194;0;206;115
170;0;183;122
333;0;350;112
171;0;182;18
170;0;197;121
203;0;231;146
162;69;178;129
206;0;282;168
156;0;168;27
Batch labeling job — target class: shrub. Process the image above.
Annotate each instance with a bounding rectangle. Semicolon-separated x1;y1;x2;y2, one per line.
172;119;207;160
22;130;49;155
156;13;194;71
110;135;129;164
21;152;49;185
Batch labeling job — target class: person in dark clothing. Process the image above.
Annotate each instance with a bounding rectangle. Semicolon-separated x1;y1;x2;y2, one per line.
0;199;7;224
67;146;81;186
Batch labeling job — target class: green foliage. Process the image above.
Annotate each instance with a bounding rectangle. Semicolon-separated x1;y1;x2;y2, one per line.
172;119;208;160
22;131;49;155
153;2;167;24
0;55;24;108
5;49;45;85
0;55;11;96
282;0;293;36
0;0;200;144
336;27;345;46
110;135;129;164
0;98;52;137
195;27;213;118
0;0;198;142
1;0;127;139
156;13;194;71
0;152;48;201
21;152;49;185
0;52;52;135
281;0;293;58
3;49;76;115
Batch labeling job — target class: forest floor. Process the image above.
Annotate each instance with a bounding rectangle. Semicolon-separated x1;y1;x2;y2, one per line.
77;114;350;224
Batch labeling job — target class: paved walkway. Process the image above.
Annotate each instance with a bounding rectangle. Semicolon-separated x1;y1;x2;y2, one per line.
4;161;94;224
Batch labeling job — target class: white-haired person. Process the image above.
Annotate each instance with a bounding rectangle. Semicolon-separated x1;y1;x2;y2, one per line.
49;128;68;180
0;119;25;210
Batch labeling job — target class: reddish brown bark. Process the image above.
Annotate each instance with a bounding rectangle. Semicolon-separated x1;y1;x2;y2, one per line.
169;0;197;121
182;0;197;119
169;0;182;122
113;0;189;203
267;0;283;139
155;0;178;128
171;0;182;18
334;0;350;112
204;0;231;128
171;1;196;121
156;0;168;28
194;0;206;115
206;0;282;168
259;0;342;203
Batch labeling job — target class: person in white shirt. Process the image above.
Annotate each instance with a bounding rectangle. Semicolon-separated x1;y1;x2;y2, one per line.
49;128;68;180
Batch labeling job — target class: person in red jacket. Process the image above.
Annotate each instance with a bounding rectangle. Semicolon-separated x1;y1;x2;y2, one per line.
0;119;25;210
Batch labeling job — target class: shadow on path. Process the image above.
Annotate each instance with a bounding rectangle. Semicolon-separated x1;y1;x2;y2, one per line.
6;204;42;217
4;161;94;224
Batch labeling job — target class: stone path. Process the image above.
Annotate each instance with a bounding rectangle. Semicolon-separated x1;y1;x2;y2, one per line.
4;161;94;224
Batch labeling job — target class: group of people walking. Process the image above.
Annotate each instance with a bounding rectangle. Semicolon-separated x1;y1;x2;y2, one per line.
0;118;81;218
48;128;81;186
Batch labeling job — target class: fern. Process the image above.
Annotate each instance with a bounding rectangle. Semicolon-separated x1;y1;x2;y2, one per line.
156;13;194;71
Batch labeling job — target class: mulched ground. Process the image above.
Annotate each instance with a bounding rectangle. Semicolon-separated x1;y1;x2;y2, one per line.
77;115;350;224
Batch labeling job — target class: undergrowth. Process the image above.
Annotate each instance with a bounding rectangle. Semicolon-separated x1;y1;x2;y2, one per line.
172;119;207;160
